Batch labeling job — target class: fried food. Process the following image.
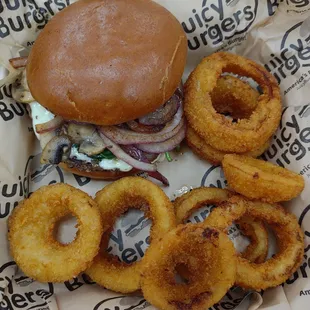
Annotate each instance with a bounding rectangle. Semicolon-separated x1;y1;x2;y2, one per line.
205;198;304;290
184;52;282;152
85;176;176;293
174;187;232;223
222;154;305;202
211;75;259;119
8;184;103;283
141;223;237;310
235;216;268;264
174;189;268;263
186;126;270;165
185;70;270;165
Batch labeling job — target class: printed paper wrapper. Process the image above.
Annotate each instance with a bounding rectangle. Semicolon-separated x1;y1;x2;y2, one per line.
0;0;310;309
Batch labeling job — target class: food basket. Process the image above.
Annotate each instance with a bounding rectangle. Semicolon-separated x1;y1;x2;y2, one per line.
0;0;309;309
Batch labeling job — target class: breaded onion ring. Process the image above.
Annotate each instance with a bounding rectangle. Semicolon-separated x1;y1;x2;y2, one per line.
8;184;103;283
174;187;232;223
186;126;270;165
211;75;259;119
184;52;282;152
141;223;237;310
222;154;305;202
174;188;268;263
85;176;176;293
205;199;304;290
235;216;268;264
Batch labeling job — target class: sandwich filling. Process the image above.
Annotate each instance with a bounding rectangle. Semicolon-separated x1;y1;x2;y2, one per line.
9;67;185;185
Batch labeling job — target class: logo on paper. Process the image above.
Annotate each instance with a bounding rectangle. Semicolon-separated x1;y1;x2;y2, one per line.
0;85;28;122
0;0;72;39
0;261;54;310
299;204;310;238
201;165;227;188
182;0;258;51
121;210;151;238
107;218;151;265
209;289;252;310
285;0;310;14
93;296;150;310
284;204;310;286
287;0;310;8
262;105;310;170
0;154;64;219
27;154;65;193
0;155;32;219
267;0;310;16
63;274;95;292
264;19;310;92
266;0;281;16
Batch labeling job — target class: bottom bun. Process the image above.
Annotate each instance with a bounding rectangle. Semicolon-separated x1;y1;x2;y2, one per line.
59;163;137;180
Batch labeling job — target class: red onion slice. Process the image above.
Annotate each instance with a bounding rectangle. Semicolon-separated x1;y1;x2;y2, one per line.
136;123;186;153
121;145;169;186
121;145;148;162
9;56;28;69
100;105;184;145
99;133;157;172
35;116;64;134
121;145;158;163
148;171;169;186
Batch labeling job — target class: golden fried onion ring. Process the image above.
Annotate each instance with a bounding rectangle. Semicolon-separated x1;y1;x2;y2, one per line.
222;154;305;202
174;188;268;263
186;126;270;166
85;176;176;293
184;52;282;152
205;198;304;290
8;184;103;282
211;75;259;119
235;216;268;264
141;223;237;310
174;187;231;223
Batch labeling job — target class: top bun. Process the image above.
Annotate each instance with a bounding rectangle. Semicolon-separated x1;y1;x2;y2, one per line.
26;0;187;125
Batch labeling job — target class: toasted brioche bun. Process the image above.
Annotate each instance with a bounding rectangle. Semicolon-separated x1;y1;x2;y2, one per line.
27;0;187;126
59;163;137;180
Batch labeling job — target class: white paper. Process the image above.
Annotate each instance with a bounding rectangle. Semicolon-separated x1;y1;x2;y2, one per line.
0;0;310;309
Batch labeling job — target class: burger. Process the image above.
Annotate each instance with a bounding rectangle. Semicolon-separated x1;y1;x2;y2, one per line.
7;0;187;185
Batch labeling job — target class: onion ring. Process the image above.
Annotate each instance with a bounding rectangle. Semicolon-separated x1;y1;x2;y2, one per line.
235;216;268;264
184;52;282;152
85;176;176;293
186;126;270;165
174;187;233;224
205;199;304;290
174;188;268;263
222;154;305;202
141;223;237;310
8;184;103;283
211;75;259;119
